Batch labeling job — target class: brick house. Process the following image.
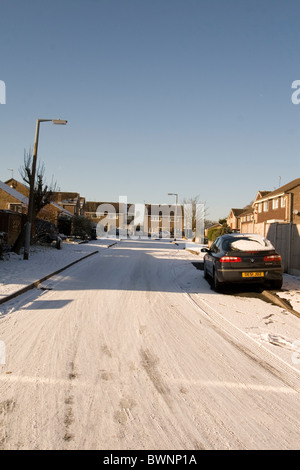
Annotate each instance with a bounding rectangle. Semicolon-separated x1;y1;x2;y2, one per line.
252;178;300;233
0;180;28;214
5;178;30;199
225;178;300;274
51;192;85;216
227;208;245;231
85;201;185;237
145;204;184;237
0;180;73;225
85;201;123;230
238;207;255;233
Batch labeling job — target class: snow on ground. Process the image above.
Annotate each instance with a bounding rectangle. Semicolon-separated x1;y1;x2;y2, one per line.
279;274;300;314
0;239;115;300
184;241;207;257
1;238;300;316
0;237;300;449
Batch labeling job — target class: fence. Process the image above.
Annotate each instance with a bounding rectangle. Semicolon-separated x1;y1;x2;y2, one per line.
266;223;300;276
0;210;26;248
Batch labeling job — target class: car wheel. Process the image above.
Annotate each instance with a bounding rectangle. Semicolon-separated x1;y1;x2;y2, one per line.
213;269;223;292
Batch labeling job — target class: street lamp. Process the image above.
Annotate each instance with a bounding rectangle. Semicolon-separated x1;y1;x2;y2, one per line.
168;192;178;240
23;118;68;260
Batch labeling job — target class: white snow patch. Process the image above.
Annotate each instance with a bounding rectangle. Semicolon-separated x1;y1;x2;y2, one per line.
230;236;274;252
0;239;114;299
278;274;300;314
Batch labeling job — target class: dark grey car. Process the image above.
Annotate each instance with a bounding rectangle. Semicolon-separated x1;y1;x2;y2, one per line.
202;233;283;292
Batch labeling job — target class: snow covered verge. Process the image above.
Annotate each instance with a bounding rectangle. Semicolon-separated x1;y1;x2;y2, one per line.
0;239;116;301
184;242;208;257
279;274;300;315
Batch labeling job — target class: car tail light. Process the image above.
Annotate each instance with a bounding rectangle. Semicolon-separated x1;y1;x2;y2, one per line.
219;256;241;263
264;254;282;262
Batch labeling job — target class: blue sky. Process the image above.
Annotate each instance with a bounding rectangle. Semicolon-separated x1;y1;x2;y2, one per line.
0;0;299;221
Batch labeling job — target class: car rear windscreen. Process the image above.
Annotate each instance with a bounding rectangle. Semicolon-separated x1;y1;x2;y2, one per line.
224;237;274;252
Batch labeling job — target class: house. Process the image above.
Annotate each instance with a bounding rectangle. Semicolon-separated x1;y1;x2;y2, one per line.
252;178;300;234
0;180;73;226
5;178;30;199
238;207;254;233
85;201;185;237
0;180;28;214
85;201;123;229
51;192;85;216
226;178;300;275
227;208;245;231
145;204;184;237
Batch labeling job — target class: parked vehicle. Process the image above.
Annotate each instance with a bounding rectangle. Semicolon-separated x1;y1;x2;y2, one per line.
202;233;283;291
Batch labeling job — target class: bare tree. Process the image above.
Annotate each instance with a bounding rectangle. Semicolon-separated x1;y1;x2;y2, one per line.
19;148;58;223
182;195;209;231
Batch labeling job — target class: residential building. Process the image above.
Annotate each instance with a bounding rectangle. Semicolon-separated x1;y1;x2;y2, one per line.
238;207;254;233
5;178;30;198
51;192;85;216
225;178;300;275
85;201;185;237
0;180;28;214
5;179;86;218
252;178;300;234
0;180;73;226
227;208;245;231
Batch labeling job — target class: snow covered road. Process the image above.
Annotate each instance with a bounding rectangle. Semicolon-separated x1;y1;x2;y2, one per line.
0;239;300;450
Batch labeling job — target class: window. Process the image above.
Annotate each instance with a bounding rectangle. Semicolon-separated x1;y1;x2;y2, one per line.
211;238;222;252
263;201;269;212
9;203;22;213
224;236;273;252
272;198;279;210
258;203;262;213
281;196;286;208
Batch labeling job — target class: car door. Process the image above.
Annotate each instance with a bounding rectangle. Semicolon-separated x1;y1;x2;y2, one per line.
205;238;220;276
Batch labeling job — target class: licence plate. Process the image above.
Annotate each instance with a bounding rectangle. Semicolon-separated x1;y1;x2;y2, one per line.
242;272;264;278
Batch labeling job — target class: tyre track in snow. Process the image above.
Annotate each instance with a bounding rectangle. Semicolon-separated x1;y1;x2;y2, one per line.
0;240;300;449
171;250;300;394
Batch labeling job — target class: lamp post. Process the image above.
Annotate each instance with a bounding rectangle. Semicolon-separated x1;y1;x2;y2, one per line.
168;192;178;240
23;118;67;260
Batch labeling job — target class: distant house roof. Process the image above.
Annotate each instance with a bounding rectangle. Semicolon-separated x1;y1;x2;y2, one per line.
0;180;28;205
48;201;74;217
52;192;80;202
85;201;124;213
238;207;254;217
266;178;300;197
205;222;222;229
0;180;73;217
229;208;246;217
85;202;183;216
253;178;300;204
